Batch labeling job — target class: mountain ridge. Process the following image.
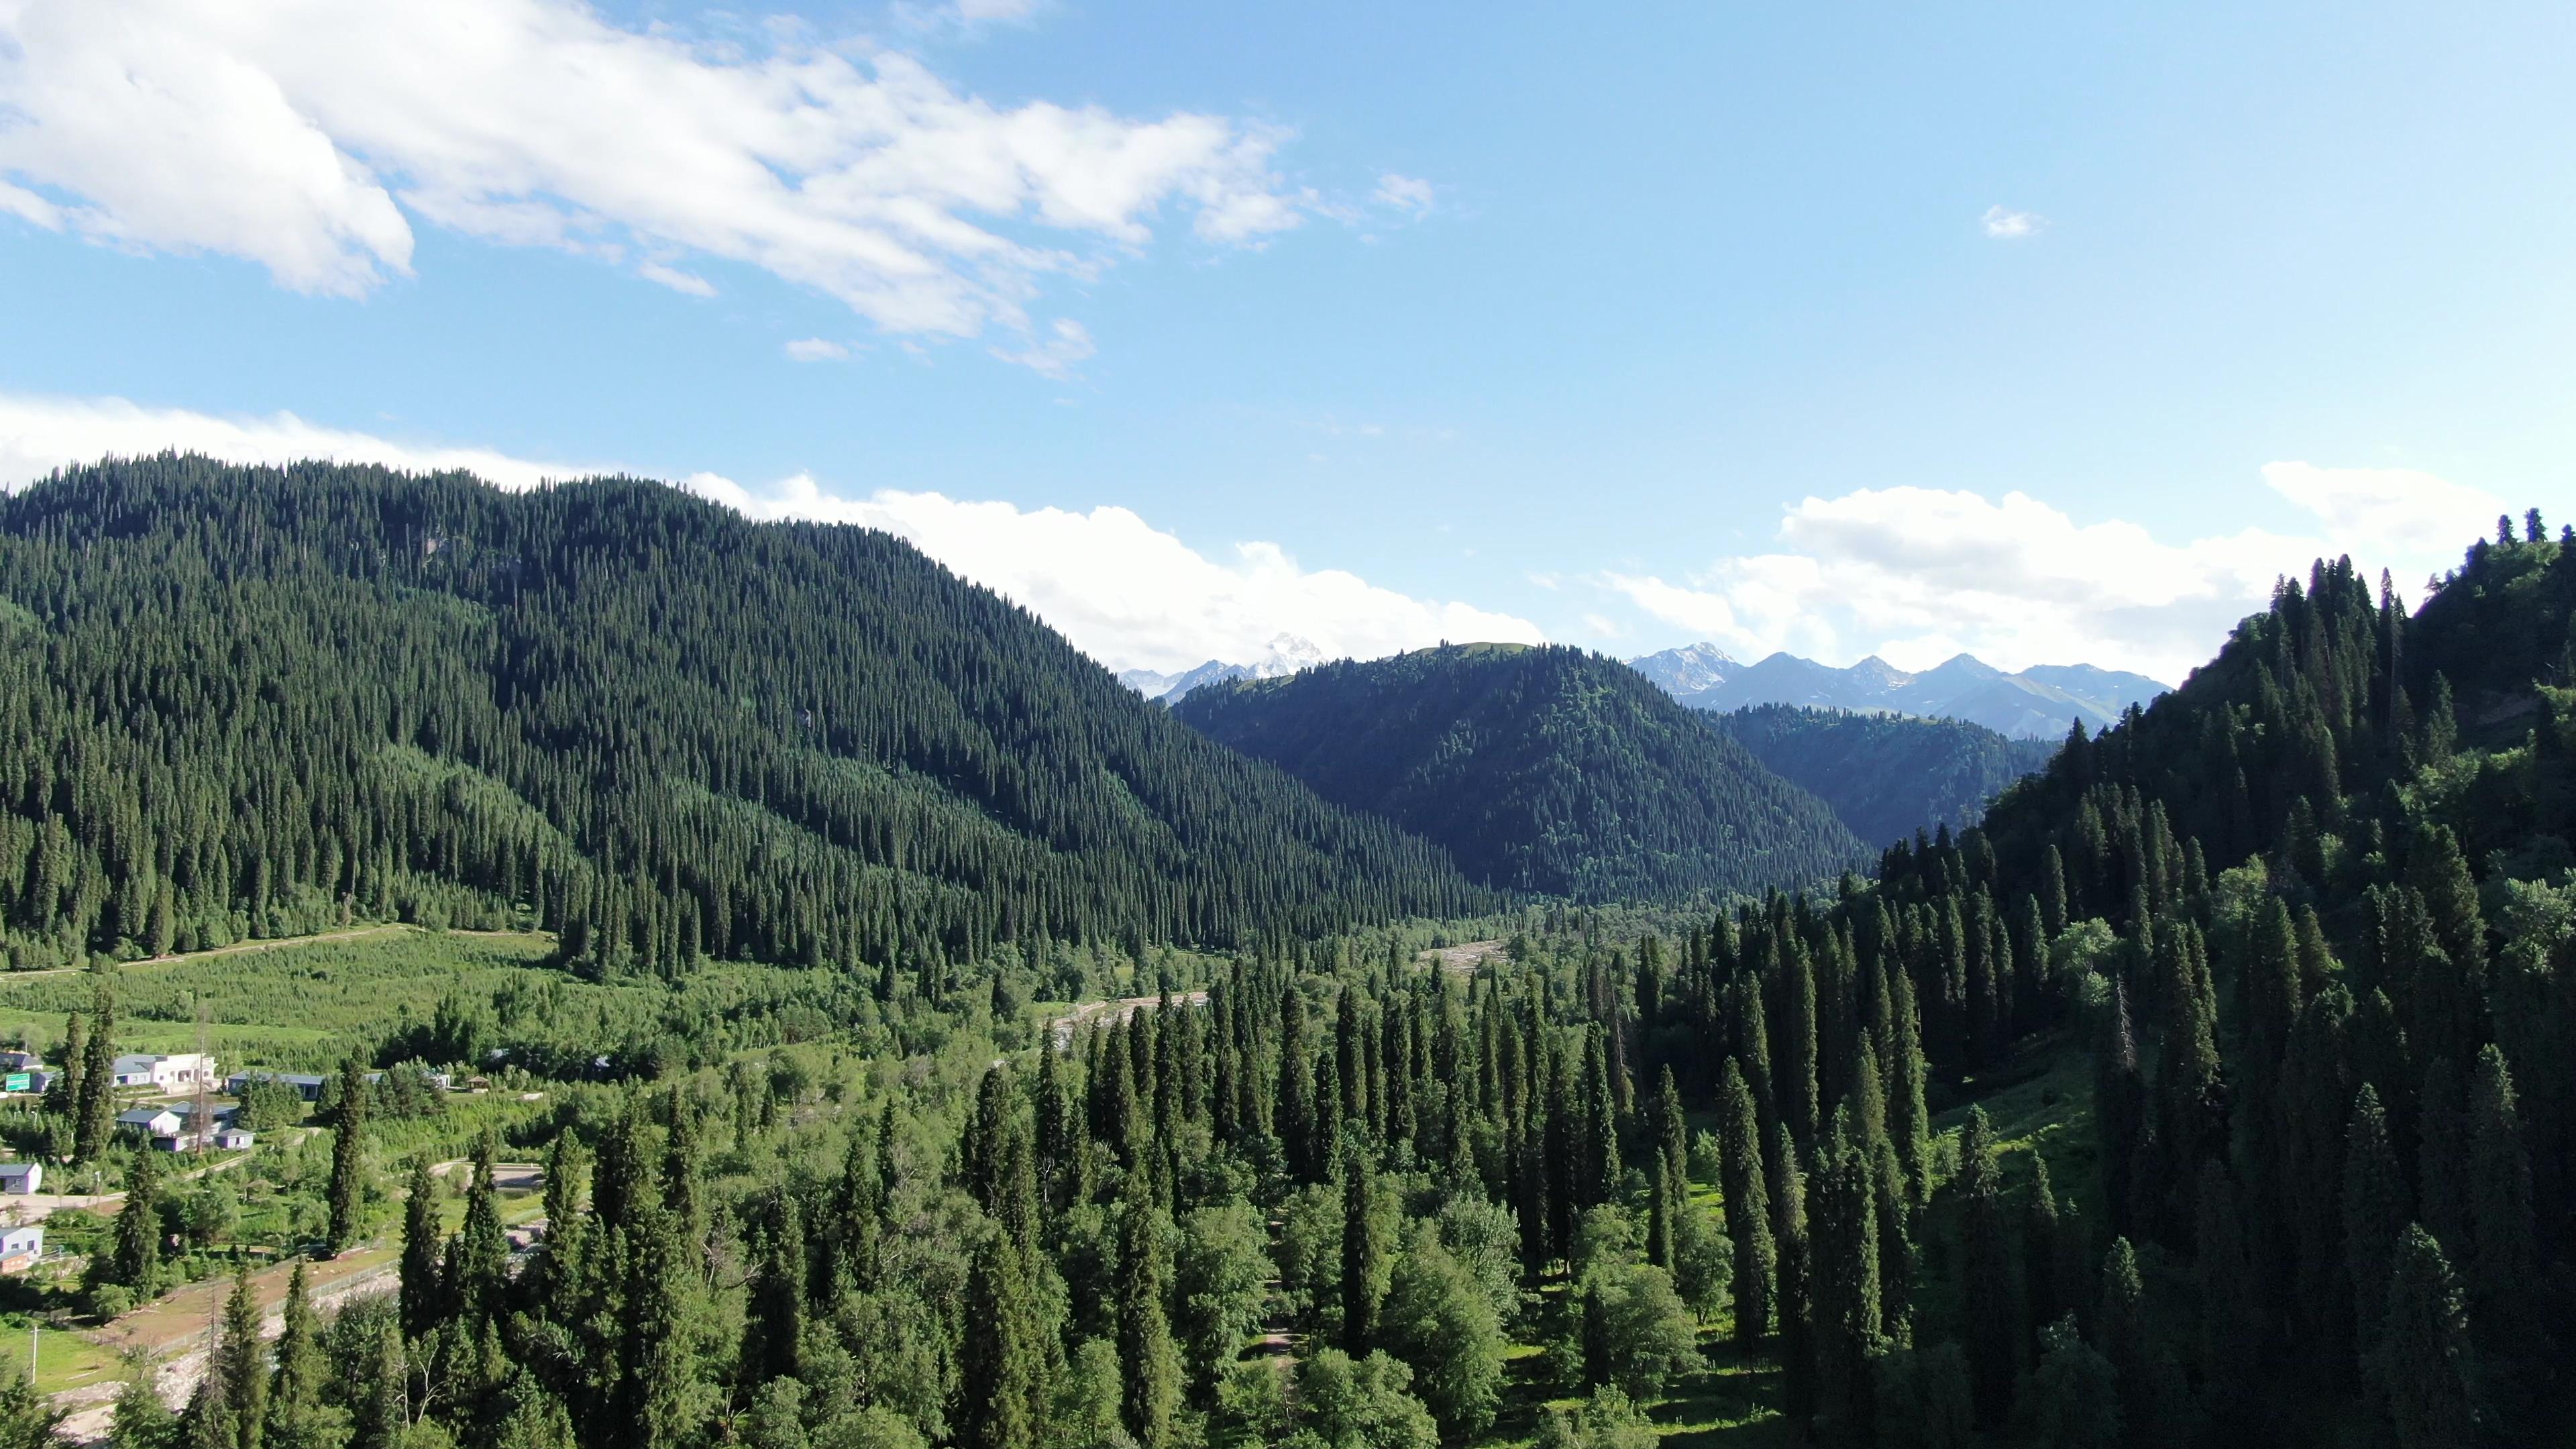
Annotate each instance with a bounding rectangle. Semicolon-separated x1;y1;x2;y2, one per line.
1623;641;2168;737
1171;643;1867;900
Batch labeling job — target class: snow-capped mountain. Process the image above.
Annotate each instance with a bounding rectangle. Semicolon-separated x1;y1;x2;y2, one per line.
1118;634;1326;702
1625;641;1741;696
1625;644;2168;739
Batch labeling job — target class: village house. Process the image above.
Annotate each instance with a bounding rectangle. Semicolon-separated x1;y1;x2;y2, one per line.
0;1226;40;1274
118;1101;237;1152
0;1163;39;1195
225;1069;329;1102
111;1053;219;1091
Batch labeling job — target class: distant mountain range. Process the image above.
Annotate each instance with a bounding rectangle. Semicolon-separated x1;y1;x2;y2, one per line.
1625;644;2169;739
1119;633;1326;702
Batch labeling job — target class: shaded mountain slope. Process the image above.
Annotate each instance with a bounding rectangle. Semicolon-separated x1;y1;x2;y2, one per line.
0;457;1489;975
1173;643;1867;900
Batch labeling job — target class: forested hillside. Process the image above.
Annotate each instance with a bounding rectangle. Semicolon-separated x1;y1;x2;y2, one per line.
1713;704;2057;849
1173;643;1867;900
0;457;1489;978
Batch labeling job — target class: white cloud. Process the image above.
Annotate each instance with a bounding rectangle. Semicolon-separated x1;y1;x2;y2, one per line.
784;338;851;362
0;390;1543;675
989;318;1095;378
1374;173;1435;215
636;262;718;299
684;476;1546;672
0;0;1307;339
1982;205;2043;239
0;392;584;493
1606;465;2510;684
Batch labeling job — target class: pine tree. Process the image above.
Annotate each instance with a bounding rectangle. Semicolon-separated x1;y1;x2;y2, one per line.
325;1057;368;1256
211;1262;268;1449
959;1226;1046;1449
1772;1122;1815;1421
74;966;117;1163
398;1159;445;1339
266;1263;346;1449
2379;1226;2477;1449
2463;1044;2535;1342
2342;1084;2407;1384
1809;1120;1882;1442
1117;1199;1181;1449
1715;1059;1775;1349
111;1148;162;1293
1956;1108;2015;1426
1342;1160;1388;1354
2094;1238;2151;1448
446;1135;510;1329
2023;1154;2068;1348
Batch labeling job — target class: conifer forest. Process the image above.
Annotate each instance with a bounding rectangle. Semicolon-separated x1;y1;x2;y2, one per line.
0;462;2569;1449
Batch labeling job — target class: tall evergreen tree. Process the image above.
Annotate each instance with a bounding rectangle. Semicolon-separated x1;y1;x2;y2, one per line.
211;1263;268;1449
1117;1199;1181;1449
398;1159;445;1340
2463;1044;2535;1343
1955;1108;2015;1426
73;965;117;1163
325;1057;368;1256
958;1226;1046;1449
2342;1083;2408;1381
111;1148;162;1293
266;1263;346;1449
1715;1059;1776;1350
2379;1226;2478;1449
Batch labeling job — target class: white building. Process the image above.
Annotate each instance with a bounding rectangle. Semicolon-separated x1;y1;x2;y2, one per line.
0;1163;38;1195
110;1053;219;1091
0;1226;40;1273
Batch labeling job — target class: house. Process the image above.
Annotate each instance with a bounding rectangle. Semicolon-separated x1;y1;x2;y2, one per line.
117;1106;184;1140
211;1127;254;1151
110;1053;218;1091
0;1051;39;1073
0;1163;39;1195
119;1102;236;1152
225;1071;328;1102
0;1226;40;1274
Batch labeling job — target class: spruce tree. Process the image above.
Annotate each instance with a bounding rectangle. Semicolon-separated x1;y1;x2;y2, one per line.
1956;1108;2015;1426
2379;1226;2477;1449
74;967;117;1164
111;1148;162;1293
1808;1121;1882;1442
1342;1161;1388;1354
1771;1122;1815;1421
212;1262;268;1449
1117;1199;1181;1449
1715;1058;1774;1349
2342;1083;2408;1379
266;1263;345;1449
447;1136;510;1329
324;1057;368;1256
2463;1044;2535;1341
959;1226;1046;1449
398;1159;445;1340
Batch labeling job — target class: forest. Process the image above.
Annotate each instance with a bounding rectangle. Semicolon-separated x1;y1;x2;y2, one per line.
0;472;2566;1449
1705;707;2055;851
1172;643;1867;900
0;458;1487;982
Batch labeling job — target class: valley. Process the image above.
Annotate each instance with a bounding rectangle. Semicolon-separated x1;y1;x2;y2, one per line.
0;463;2564;1449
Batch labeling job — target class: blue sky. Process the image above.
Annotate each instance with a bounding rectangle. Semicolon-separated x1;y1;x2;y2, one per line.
2;0;2569;682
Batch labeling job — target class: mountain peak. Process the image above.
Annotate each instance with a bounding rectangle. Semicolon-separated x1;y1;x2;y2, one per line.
1628;644;2168;738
